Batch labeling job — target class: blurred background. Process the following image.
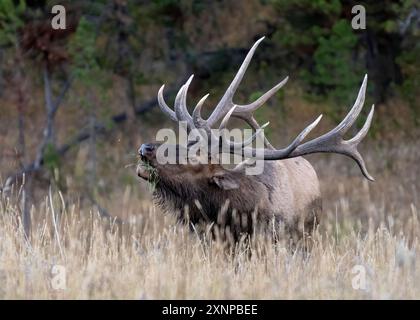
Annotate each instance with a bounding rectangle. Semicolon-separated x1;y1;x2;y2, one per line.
0;0;418;232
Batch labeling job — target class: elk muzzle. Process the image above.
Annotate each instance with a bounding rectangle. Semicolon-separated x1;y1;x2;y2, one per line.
137;143;158;180
139;143;156;161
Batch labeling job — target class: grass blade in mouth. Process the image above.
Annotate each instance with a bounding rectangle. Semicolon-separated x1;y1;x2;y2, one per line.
138;160;159;191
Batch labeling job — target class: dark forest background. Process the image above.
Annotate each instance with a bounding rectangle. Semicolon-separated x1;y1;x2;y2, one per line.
0;0;418;227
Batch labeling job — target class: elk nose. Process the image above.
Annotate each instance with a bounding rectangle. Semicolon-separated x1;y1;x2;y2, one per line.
139;143;155;157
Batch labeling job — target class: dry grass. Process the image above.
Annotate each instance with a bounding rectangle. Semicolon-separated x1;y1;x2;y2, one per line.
0;142;419;299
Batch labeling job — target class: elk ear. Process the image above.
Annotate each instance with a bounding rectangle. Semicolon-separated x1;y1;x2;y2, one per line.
210;175;239;190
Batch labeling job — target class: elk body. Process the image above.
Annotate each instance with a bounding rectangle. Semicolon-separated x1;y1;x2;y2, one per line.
137;37;374;242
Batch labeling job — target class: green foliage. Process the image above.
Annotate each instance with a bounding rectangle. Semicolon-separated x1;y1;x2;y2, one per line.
270;0;363;117
248;91;264;104
302;20;361;106
44;143;60;172
397;44;420;122
0;0;26;46
272;0;342;49
69;16;111;114
69;17;100;85
270;0;419;124
139;161;160;192
393;0;420;122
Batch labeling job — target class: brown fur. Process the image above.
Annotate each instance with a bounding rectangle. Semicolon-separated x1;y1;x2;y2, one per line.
137;144;322;242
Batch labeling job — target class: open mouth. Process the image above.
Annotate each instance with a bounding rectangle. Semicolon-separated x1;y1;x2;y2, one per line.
136;163;150;180
136;158;157;181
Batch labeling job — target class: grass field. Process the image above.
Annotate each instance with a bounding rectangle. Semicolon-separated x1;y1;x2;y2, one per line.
0;142;419;299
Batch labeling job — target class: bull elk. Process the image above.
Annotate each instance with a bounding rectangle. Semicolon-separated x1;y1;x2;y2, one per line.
137;37;374;242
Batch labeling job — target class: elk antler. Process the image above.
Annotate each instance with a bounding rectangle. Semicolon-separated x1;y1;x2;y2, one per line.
156;37;374;181
222;75;374;180
158;36;282;148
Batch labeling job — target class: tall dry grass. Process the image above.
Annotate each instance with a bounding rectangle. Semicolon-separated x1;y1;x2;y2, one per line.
0;142;419;299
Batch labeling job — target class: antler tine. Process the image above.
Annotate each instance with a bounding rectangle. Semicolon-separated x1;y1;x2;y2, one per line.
207;36;266;127
230;76;287;149
226;75;373;180
230;76;374;181
219;105;269;149
233;76;289;114
228;76;288;148
348;104;374;145
233;113;275;149
158;85;178;121
158;76;195;127
174;75;194;125
239;115;323;159
225;123;269;149
157;37;286;149
191;93;221;146
204;36;288;148
346;104;375;180
173;84;185;118
219;105;237;131
283;115;324;152
333;74;368;136
285;76;374;181
207;37;288;149
192;93;210;128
